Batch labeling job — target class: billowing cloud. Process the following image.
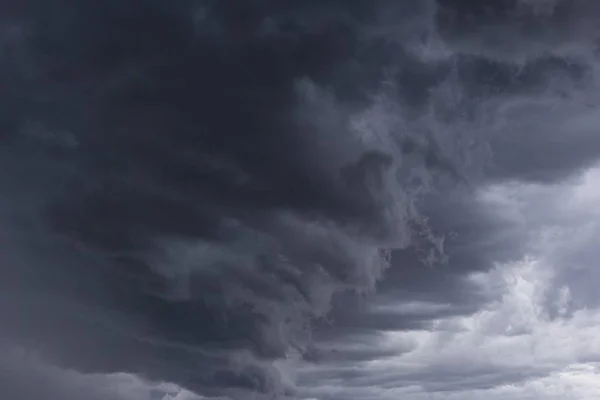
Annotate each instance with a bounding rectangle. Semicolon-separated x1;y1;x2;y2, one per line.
295;165;600;400
1;1;600;399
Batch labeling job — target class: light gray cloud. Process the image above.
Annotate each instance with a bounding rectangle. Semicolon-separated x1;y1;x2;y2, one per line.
295;162;600;400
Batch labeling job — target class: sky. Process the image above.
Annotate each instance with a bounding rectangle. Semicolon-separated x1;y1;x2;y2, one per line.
2;1;600;399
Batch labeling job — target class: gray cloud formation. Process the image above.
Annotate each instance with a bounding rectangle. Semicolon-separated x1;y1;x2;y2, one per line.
2;1;600;399
296;169;600;400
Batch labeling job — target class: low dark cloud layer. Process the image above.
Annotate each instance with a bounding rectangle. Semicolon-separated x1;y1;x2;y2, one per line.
2;1;600;399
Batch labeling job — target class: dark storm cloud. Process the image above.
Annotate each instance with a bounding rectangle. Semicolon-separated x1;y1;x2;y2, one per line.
296;187;533;394
0;345;194;400
0;1;441;398
2;1;600;399
295;1;600;399
436;0;600;184
311;190;527;331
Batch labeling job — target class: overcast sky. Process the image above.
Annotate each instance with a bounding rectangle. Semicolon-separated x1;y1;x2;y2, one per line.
2;1;600;400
